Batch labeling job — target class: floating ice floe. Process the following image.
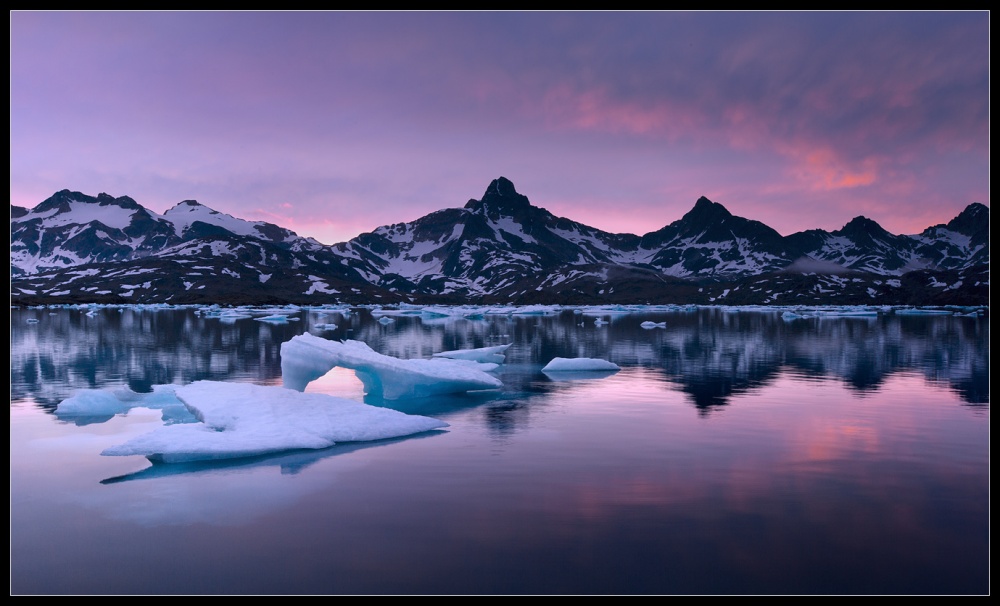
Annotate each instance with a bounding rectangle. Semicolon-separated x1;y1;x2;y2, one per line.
313;323;339;331
812;309;879;318
101;381;448;463
55;385;196;425
894;307;954;315
378;316;396;325
256;314;296;323
781;311;808;320
640;321;667;329
541;357;620;372
432;343;512;364
280;333;503;399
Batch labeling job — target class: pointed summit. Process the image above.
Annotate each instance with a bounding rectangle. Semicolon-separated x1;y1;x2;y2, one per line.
680;196;733;225
164;200;210;215
464;177;532;214
946;202;989;237
838;216;890;241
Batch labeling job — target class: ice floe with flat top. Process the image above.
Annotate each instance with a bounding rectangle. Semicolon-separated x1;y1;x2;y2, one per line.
640;321;666;329
100;381;448;463
542;357;620;372
432;343;511;364
281;333;503;399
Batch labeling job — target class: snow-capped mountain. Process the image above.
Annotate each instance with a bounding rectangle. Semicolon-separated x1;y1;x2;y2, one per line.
10;178;989;306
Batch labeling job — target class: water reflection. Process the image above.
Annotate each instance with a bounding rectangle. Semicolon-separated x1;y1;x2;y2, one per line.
11;306;988;414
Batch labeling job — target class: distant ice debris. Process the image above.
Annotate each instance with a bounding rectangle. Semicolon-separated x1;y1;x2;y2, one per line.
101;381;448;463
640;321;666;329
313;323;339;331
256;314;295;323
894;307;954;315
432;343;511;364
812;309;878;318
378;316;395;325
541;357;620;372
281;333;503;399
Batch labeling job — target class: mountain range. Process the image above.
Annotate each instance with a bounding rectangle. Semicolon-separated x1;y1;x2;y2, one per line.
10;177;989;306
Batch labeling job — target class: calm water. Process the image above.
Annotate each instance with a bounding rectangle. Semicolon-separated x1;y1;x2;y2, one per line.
9;306;990;595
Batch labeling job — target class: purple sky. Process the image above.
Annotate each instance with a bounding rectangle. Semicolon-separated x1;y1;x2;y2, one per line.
10;11;990;245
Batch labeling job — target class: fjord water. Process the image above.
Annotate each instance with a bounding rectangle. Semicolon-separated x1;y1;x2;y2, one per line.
10;306;989;595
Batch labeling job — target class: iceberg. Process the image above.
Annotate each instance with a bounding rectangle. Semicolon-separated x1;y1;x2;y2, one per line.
101;381;448;463
281;333;503;399
541;357;620;372
432;343;512;364
640;321;666;329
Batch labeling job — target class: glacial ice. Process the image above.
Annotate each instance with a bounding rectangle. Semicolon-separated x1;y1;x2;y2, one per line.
541;357;620;372
100;381;448;463
640;321;666;329
432;343;512;364
55;385;196;425
280;333;503;399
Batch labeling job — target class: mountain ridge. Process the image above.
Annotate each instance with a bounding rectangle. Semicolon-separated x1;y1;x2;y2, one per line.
10;178;989;306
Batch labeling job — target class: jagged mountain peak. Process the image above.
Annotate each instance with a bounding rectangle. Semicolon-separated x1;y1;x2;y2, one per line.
946;202;989;236
464;176;532;215
680;196;733;225
164;199;211;214
32;189;87;214
839;215;889;238
22;190;146;217
96;193;142;210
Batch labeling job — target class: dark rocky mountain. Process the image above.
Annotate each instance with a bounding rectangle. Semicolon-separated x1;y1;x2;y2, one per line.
10;178;989;306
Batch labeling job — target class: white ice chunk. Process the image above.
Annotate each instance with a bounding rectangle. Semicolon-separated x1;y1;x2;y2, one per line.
101;381;448;463
640;321;667;329
56;390;131;416
781;311;808;321
432;343;512;364
280;333;503;399
541;357;620;372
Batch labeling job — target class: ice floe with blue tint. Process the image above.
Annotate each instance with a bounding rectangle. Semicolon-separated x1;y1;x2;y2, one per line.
100;381;448;463
541;357;620;372
256;315;295;323
280;333;503;400
55;385;197;425
640;321;667;329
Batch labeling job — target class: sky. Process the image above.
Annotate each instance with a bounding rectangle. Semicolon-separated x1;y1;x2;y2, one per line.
10;11;990;245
